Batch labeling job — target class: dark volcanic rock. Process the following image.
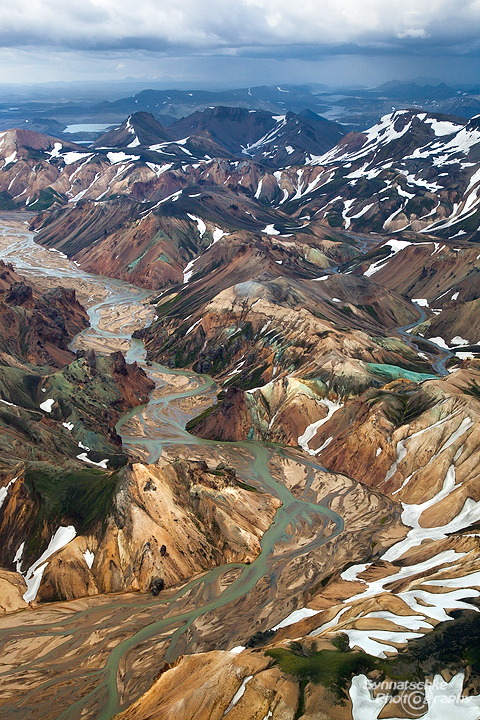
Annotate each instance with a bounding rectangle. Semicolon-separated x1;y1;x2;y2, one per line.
188;386;251;442
0;262;89;367
5;282;33;306
150;577;165;596
93;112;175;148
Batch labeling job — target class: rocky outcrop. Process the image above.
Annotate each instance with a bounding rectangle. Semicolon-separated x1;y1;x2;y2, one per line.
190;378;332;445
30;181;356;290
0;570;28;614
168;105;344;166
187;386;252;441
0;347;156;591
0;349;154;472
114;649;300;720
2;108;480;247
302;368;480;507
5;105;480;720
144;271;424;395
4;459;280;604
287;109;480;239
0;260;89;366
93;112;175;148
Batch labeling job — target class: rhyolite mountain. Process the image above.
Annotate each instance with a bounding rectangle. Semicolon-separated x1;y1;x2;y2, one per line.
93;111;176;148
2;103;480;720
0;259;88;367
2;106;480;243
167;105;345;165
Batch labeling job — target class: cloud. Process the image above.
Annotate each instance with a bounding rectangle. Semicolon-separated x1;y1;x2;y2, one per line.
0;0;478;58
0;1;479;87
396;29;429;39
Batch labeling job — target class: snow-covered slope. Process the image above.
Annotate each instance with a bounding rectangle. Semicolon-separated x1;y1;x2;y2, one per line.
292;110;480;238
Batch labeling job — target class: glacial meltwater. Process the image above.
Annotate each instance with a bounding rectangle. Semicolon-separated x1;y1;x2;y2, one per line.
0;215;346;720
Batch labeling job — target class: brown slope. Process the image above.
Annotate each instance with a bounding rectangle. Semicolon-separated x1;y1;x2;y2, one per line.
0;260;88;367
143;257;423;397
169;105;278;153
3;458;280;603
93;112;175;148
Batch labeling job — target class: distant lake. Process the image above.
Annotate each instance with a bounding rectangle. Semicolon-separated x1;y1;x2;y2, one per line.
64;123;114;133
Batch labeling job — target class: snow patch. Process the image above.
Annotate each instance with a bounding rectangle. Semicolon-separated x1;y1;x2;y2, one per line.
3;151;17;166
63;151;92;165
107;152;140;164
273;608;320;631
365;240;412;277
350;672;480;720
186;214;206;238
23;526;77;602
223;676;253;716
76;453;108;468
83;549;95;569
344;628;423;658
428;336;449;349
262;224;280;235
0;476;18;509
298;399;343;454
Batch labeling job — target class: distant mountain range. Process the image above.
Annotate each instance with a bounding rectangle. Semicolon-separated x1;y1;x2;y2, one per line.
2;104;480;242
89;85;330;118
3;81;480;141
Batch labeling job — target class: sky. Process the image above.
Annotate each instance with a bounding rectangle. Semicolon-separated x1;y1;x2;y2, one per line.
1;0;480;87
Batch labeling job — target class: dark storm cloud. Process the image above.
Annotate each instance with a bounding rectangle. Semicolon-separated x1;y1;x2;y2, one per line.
0;0;479;56
0;0;479;86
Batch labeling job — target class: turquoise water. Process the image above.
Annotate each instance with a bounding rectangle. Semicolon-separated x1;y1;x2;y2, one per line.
367;363;437;383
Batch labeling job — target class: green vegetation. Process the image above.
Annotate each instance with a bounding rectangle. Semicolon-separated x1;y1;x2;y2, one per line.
266;642;376;701
0;190;18;210
28;188;67;211
326;212;344;228
405;195;436;217
367;386;436;428
24;462;121;541
359;304;380;322
464;381;480;401
234;479;258;492
266;611;480;709
0;367;42;409
185;403;219;432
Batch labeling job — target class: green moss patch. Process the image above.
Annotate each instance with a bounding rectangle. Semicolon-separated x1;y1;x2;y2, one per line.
185;403;219;432
24;462;121;537
266;643;376;701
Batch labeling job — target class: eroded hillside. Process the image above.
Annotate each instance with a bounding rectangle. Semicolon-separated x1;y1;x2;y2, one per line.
1;103;480;720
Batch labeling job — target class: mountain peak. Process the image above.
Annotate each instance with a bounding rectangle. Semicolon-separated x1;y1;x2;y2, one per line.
93;111;174;148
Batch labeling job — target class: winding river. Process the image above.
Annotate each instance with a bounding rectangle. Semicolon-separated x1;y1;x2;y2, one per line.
0;217;347;720
396;302;454;377
0;216;454;720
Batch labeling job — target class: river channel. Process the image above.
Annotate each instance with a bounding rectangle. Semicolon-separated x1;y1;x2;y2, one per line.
0;216;348;720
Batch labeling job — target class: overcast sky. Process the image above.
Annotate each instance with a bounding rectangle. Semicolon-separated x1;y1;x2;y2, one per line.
1;0;480;87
